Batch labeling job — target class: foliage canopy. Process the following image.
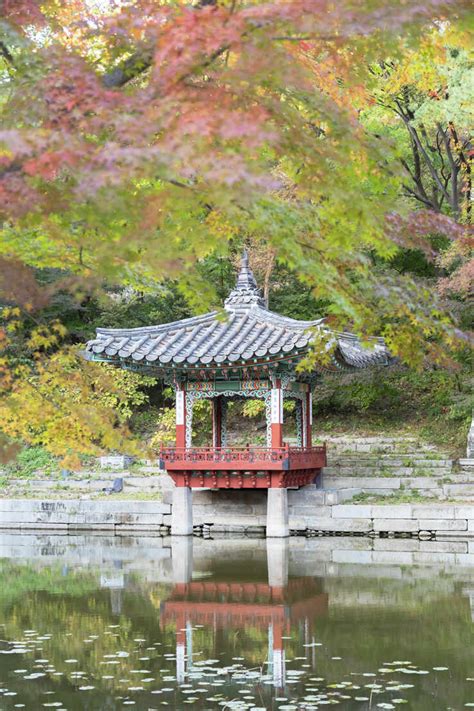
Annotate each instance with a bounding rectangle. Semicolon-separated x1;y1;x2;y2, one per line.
0;0;472;458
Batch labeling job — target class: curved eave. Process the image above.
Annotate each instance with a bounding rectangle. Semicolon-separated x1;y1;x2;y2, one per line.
84;346;311;373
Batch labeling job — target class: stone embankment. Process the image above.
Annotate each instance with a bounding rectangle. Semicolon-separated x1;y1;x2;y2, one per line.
0;435;472;536
1;494;474;538
321;435;474;501
0;499;171;534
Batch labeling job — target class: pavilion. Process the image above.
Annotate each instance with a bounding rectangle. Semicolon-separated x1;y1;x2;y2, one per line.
85;251;392;536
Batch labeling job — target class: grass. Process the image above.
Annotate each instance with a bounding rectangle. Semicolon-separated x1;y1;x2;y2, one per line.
349;491;454;505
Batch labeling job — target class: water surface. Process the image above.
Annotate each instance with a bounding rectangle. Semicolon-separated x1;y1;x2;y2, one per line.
1;534;474;710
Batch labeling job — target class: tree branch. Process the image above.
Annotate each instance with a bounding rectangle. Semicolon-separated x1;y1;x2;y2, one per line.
437;122;459;217
394;99;449;207
0;41;15;66
102;50;153;88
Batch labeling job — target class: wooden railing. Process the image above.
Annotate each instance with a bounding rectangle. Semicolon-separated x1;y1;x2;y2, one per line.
159;445;325;465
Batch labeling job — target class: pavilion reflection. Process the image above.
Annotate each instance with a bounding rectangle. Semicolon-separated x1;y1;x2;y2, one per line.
162;538;328;687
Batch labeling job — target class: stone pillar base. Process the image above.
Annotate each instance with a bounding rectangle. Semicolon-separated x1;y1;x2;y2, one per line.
266;488;289;538
171;487;193;536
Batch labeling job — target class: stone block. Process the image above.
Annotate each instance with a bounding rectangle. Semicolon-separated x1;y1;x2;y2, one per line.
418;519;467;531
103;513;165;525
331;504;372;519
289;505;332;518
288;517;312;531
162;491;173;505
305;517;371;533
18;523;69;531
0;499;72;513
411;505;455;519
371;504;413;519
413;551;457;565
444;483;474;496
83;501;169;515
456;554;474;566
403;478;441;490
288;489;327;504
332;549;373;564
324;477;400;491
455;506;474;519
125;476;163;488
115;527;162;536
215;504;258;514
373;518;419;532
0;511;83;526
100;455;133;469
372;550;414;565
114;523;164;531
325;489;361;505
373;538;421;552
419;540;468;553
69;523;116;531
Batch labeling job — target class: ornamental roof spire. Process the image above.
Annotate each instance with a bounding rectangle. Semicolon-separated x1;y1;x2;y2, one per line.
224;249;266;309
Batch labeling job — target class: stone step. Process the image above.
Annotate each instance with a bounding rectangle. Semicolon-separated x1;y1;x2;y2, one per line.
289;488;362;506
323;466;452;478
443;483;474;497
326;457;452;467
324;476;435;490
0;474;173;494
327;443;441;454
325;436;418;442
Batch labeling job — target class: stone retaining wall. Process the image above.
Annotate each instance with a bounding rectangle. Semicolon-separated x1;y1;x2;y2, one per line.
190;487;474;536
1;494;474;538
0;499;171;534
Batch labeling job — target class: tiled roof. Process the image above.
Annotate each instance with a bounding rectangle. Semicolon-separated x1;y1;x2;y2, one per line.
84;251;392;372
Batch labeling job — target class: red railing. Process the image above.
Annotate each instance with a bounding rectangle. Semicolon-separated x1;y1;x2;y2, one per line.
159;445;325;465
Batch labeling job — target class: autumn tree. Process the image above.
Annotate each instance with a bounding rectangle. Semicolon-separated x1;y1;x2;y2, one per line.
0;0;472;458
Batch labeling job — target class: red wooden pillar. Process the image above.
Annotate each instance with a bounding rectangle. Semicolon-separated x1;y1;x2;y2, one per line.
271;379;283;448
176;382;186;449
306;386;312;447
212;396;223;448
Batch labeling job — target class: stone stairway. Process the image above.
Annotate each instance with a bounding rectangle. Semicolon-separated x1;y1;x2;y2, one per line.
320;435;473;502
1;436;473;507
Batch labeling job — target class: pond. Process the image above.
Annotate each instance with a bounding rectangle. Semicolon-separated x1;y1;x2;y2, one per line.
1;534;473;710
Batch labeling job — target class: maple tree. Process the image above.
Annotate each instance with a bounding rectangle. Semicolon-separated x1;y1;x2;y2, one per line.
0;0;472;459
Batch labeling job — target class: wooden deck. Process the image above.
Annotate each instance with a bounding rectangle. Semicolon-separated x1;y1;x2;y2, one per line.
159;445;326;488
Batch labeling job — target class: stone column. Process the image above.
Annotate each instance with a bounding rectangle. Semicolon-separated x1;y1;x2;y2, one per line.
266;537;289;588
266;487;289;537
171;487;193;536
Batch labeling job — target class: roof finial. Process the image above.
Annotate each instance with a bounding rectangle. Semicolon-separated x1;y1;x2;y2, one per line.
224;248;266;309
236;249;258;290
